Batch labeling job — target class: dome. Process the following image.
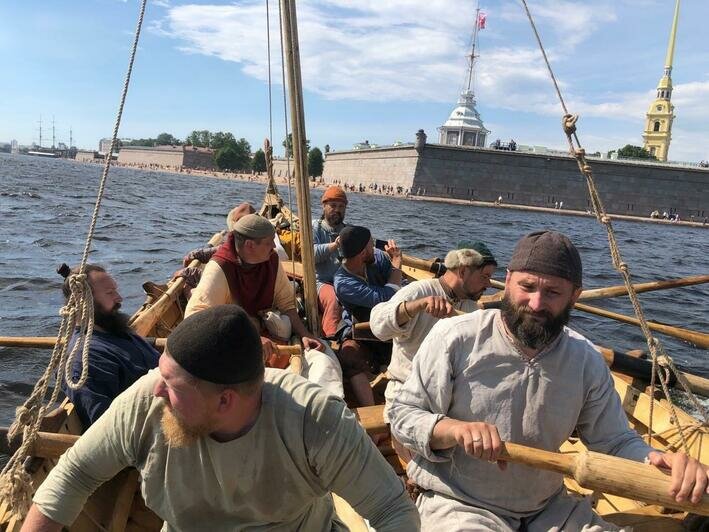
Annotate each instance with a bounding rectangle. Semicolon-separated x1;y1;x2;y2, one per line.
441;91;489;133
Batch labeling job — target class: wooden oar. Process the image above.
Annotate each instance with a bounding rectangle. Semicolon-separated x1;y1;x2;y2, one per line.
0;336;303;357
578;275;709;301
574;302;709;349
129;230;225;336
355;405;709;516
0;428;76;459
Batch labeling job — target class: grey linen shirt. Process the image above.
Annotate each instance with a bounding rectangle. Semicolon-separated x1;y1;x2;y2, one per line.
389;309;653;519
34;369;419;531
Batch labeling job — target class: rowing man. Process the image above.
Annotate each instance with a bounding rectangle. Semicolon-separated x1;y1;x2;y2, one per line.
389;230;709;530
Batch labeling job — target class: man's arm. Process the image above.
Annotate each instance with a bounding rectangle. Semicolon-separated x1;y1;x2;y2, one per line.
388;321;456;460
30;375;152;527
21;505;62;532
312;221;338;263
184;261;230;318
334;273;397;311
306;394;419;530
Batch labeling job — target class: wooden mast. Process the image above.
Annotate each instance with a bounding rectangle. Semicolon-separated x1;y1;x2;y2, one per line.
280;0;319;336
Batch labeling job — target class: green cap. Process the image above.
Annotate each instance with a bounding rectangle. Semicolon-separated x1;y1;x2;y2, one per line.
457;241;497;266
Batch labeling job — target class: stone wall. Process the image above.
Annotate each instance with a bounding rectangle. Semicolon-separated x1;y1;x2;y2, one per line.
414;144;708;219
75;150;98;162
321;144;709;219
117;146;215;170
322;147;419;189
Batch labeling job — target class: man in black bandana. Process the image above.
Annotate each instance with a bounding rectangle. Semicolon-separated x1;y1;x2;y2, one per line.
60;264;159;427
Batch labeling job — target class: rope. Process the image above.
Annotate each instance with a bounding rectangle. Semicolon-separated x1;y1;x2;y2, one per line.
519;0;709;455
0;0;148;518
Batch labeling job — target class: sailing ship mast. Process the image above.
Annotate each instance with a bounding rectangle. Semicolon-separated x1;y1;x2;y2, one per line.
280;0;320;336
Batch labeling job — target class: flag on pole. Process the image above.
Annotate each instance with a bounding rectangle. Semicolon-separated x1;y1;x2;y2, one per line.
477;11;487;30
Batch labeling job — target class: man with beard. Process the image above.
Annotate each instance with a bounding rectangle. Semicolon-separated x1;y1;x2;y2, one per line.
389;231;709;531
60;264;159;427
25;305;420;531
312;186;348;338
333;225;401;407
369;242;497;437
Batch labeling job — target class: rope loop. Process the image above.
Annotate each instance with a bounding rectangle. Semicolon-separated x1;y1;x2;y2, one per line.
562;114;578;135
574;148;585;159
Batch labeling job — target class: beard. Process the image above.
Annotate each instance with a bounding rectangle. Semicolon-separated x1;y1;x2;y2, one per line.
500;294;572;350
160;402;213;448
324;211;343;227
94;305;131;336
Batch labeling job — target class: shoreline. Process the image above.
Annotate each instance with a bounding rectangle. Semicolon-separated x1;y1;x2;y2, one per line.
72;159;707;229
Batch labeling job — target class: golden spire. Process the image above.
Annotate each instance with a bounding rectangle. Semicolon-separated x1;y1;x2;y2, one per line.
642;0;680;162
664;0;681;74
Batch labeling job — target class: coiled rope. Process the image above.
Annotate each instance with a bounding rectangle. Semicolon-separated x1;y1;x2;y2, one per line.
0;0;148;517
520;0;708;453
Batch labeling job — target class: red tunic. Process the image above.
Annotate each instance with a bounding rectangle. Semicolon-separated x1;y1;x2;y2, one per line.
210;233;279;318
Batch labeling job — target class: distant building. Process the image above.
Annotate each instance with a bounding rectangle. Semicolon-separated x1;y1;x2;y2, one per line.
642;0;680;162
10;140;19;154
98;138;114;155
438;90;489;148
117;145;215;170
76;150;99;162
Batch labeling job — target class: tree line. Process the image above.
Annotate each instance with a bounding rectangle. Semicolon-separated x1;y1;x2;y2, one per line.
119;131;324;176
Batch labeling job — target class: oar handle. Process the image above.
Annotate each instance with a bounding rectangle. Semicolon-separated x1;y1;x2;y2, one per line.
501;442;709;516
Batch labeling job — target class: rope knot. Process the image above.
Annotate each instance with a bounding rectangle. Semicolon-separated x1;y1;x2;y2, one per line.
618;262;628;272
13;406;32;427
600;215;611;224
574;148;585;159
562;114;578;135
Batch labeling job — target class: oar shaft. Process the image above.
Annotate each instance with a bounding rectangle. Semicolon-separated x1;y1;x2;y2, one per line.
575;302;709;349
579;275;709;301
0;336;302;356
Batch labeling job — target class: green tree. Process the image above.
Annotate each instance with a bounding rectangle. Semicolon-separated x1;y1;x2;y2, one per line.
215;138;252;171
210;131;237;151
616;144;656;160
252;148;267;173
308;147;324;177
282;133;310;157
156;132;179;145
187;130;211;147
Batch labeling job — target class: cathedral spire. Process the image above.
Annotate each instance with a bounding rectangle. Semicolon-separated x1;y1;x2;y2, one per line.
642;0;680;162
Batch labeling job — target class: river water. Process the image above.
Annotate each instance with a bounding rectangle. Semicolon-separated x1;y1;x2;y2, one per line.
1;152;708;428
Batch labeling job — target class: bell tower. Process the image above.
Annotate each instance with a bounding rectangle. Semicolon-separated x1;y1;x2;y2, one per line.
642;0;680;162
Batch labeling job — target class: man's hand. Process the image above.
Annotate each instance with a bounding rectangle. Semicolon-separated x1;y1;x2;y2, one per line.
261;336;278;362
384;239;402;269
415;295;455;318
432;419;507;470
301;336;324;352
328;236;341;253
648;450;709;504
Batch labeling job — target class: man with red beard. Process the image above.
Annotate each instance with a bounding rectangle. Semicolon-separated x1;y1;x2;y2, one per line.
60;264;159;428
25;305;419;531
389;231;709;531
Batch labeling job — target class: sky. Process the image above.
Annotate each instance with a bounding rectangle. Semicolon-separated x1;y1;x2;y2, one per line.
1;0;708;161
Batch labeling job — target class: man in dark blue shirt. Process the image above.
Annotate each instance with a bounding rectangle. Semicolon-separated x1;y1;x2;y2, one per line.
60;264;159;428
333;226;401;407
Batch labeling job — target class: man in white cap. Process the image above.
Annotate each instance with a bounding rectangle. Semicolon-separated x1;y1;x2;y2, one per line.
389;230;709;531
24;305;419;531
369;242;497;460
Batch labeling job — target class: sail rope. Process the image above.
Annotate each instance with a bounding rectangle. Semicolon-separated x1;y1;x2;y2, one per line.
0;0;148;517
519;0;708;453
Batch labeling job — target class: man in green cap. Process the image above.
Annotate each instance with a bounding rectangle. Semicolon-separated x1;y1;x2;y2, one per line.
185;213;343;397
369;242;497;455
25;305;420;531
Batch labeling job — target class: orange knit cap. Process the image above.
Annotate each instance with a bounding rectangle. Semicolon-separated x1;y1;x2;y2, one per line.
321;186;348;205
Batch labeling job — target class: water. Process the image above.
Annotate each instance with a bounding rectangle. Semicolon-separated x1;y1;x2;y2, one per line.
1;152;708;429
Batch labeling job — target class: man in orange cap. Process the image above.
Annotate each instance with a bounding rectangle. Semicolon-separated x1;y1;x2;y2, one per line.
312;186;349;338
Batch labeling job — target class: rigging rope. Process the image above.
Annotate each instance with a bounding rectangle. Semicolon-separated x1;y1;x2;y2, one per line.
0;0;148;517
519;0;708;454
